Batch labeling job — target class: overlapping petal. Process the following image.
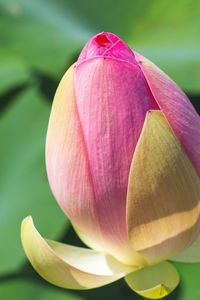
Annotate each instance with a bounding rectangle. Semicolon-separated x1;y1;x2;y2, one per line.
45;65;104;254
77;32;137;66
19;31;200;300
125;261;179;299
46;62;147;265
21;216;134;289
135;52;200;177
127;111;200;263
74;56;158;264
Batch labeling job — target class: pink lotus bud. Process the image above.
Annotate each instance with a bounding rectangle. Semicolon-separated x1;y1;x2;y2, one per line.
21;32;200;299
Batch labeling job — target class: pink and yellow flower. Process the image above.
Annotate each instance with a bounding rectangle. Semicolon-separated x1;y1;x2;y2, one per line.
21;32;200;299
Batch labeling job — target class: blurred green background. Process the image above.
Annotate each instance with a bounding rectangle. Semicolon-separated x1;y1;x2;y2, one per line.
0;0;200;299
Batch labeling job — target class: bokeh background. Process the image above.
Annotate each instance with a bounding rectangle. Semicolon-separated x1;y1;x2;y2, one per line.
0;0;200;299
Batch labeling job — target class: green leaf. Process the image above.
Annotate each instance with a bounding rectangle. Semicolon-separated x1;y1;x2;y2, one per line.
0;280;84;300
0;53;30;94
169;262;200;300
0;0;91;79
0;86;67;275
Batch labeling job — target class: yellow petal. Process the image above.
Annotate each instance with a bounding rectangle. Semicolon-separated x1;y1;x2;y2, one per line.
21;216;134;289
125;261;179;299
127;110;200;263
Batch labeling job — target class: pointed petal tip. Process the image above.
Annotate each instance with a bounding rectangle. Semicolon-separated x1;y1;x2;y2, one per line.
77;32;136;66
135;51;200;177
21;215;33;234
127;110;200;262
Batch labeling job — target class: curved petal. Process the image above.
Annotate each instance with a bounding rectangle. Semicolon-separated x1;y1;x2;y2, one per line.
171;234;200;263
21;216;134;289
135;52;200;177
125;261;179;299
74;57;158;264
45;63;146;266
45;64;98;237
127;111;200;263
73;225;105;252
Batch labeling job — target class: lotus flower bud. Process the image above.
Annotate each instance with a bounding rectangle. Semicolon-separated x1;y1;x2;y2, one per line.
21;32;200;299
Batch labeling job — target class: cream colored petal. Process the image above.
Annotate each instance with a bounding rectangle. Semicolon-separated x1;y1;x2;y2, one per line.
21;216;134;289
125;261;179;299
127;110;200;263
73;224;146;268
171;234;200;262
73;225;105;252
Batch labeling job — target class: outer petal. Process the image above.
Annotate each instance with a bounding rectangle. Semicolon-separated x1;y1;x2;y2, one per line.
46;65;103;253
74;57;158;264
171;234;200;263
45;64;146;266
127;111;200;263
135;52;200;177
21;216;134;289
125;261;179;299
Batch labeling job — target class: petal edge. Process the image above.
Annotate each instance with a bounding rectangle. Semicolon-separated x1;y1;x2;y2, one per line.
125;261;179;299
21;216;133;289
127;110;200;263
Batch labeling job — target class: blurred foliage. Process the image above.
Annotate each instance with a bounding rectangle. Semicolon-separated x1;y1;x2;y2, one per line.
0;280;84;300
0;0;200;299
0;86;67;274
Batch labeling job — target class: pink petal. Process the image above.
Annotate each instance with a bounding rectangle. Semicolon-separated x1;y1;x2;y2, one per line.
46;65;100;244
135;52;200;177
46;64;147;266
75;56;158;264
77;32;137;66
